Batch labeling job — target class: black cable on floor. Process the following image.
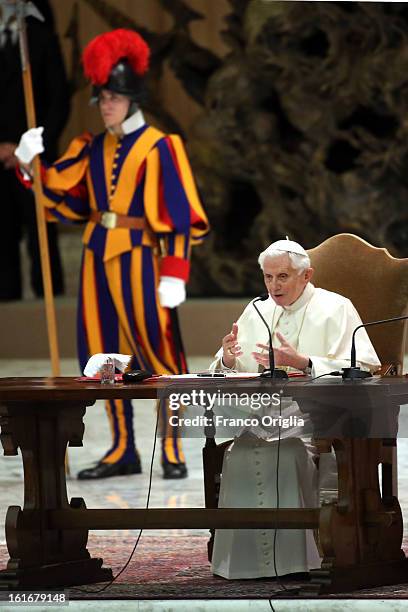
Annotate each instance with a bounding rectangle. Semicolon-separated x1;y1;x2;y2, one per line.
269;371;341;598
71;397;161;594
271;385;290;594
269;598;277;611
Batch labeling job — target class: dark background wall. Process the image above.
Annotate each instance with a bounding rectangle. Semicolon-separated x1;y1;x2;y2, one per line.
49;0;408;296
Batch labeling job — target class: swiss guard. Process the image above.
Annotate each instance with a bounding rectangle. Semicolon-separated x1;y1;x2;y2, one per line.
15;28;210;480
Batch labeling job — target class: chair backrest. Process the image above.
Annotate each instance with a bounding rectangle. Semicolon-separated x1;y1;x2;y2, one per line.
307;234;408;374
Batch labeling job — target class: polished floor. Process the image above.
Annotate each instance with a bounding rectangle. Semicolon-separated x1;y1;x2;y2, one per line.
1;358;408;611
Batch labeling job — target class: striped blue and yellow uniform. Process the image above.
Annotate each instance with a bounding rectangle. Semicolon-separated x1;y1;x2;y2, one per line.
37;123;209;467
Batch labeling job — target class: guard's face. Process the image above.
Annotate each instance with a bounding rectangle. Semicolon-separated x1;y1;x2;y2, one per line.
262;254;313;307
98;90;130;130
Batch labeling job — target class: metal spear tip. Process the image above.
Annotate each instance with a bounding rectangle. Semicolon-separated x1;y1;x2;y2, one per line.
5;0;44;22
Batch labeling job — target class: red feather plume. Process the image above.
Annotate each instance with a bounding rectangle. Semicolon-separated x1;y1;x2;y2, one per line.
82;29;150;85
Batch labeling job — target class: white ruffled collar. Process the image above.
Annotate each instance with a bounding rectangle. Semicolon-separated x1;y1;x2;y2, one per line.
121;109;145;135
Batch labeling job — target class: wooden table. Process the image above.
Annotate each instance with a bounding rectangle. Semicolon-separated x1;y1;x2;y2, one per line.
0;376;407;594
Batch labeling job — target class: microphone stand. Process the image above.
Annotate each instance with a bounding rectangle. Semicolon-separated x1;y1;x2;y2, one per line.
342;314;408;380
253;295;288;379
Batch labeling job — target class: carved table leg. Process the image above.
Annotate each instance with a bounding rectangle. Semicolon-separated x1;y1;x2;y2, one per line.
305;438;408;594
0;400;113;588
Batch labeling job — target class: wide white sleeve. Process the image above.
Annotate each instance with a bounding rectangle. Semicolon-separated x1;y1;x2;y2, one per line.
310;299;381;378
208;302;260;373
208;353;248;373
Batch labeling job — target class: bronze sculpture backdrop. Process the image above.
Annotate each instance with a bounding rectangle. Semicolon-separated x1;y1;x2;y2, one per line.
65;0;408;295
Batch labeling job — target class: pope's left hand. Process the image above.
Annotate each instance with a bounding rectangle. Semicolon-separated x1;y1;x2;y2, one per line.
158;276;186;308
252;332;309;371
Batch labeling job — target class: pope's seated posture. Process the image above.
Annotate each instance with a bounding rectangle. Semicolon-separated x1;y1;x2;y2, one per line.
84;238;381;580
208;239;381;580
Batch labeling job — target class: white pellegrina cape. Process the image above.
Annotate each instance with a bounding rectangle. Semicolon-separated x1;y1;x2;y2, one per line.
209;283;380;579
210;283;380;376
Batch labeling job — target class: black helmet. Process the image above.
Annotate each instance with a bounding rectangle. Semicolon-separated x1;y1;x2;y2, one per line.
90;59;146;104
83;29;149;105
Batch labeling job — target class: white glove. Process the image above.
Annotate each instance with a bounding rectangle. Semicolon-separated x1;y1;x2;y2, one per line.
83;353;132;377
15;126;44;164
158;276;186;308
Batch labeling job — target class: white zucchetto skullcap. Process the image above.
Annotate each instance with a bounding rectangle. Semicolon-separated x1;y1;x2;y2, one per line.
268;238;308;256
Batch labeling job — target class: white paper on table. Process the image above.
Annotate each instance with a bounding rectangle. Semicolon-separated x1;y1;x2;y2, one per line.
155;372;261;379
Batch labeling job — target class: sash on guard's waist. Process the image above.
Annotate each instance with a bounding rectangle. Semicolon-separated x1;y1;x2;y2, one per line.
82;126;165;261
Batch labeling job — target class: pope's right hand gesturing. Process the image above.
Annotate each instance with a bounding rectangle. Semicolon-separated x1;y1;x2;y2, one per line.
221;322;242;369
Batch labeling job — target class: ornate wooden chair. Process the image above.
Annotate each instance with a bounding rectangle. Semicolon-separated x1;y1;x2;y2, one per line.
308;234;408;376
202;233;408;591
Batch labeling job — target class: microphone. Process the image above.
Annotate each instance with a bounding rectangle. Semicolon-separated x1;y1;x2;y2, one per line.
342;314;408;380
252;294;288;379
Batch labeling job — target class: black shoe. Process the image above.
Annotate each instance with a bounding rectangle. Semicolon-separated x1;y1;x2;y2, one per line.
77;459;141;480
162;462;188;479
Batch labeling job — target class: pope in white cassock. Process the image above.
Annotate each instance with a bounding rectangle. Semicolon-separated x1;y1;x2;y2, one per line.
209;239;381;580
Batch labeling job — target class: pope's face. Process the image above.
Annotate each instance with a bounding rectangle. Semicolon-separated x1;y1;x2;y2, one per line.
98;89;130;131
262;254;313;307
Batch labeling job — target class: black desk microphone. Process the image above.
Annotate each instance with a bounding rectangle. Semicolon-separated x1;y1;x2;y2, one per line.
252;294;288;379
342;314;408;380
